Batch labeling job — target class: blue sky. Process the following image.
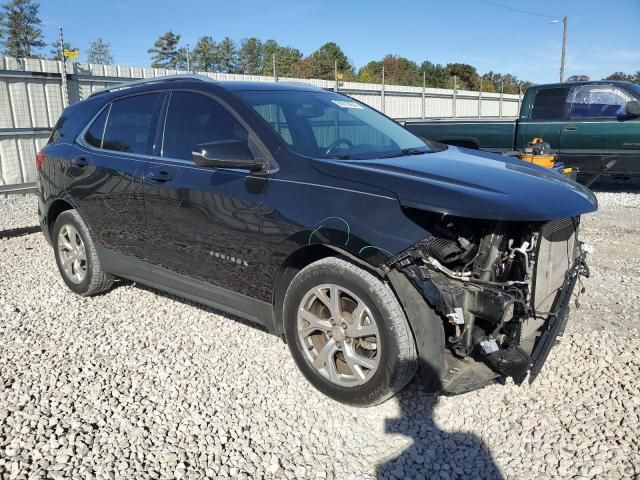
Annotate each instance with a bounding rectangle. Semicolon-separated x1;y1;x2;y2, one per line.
38;0;639;84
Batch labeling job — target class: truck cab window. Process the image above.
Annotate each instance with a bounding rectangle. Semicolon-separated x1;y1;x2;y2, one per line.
569;85;632;119
530;87;570;121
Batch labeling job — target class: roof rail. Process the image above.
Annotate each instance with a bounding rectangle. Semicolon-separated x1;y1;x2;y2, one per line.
88;73;215;98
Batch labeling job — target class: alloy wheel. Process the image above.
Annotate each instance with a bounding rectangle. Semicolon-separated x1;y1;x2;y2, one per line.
297;284;380;387
57;224;87;284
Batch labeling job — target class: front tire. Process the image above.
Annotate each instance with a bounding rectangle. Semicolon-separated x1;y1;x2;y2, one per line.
53;210;114;296
283;257;417;407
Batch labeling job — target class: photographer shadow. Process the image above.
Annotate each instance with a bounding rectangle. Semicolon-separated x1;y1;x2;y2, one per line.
377;360;504;480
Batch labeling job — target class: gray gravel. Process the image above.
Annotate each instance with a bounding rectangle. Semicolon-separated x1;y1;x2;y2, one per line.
1;190;639;479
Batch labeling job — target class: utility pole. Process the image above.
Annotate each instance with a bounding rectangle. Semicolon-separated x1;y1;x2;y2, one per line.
551;16;569;82
560;16;568;82
58;26;69;107
186;43;191;71
334;60;338;92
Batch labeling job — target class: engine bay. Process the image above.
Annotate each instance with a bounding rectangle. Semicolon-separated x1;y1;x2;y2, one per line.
385;210;590;390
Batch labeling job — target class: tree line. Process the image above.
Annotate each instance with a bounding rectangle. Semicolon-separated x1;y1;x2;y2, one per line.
1;0;638;92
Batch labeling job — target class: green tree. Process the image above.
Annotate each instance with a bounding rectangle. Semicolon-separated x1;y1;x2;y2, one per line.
214;36;237;72
148;31;181;68
237;37;262;75
86;37;113;64
604;72;631;81
192;36;216;72
418;61;449;88
175;45;190;70
358;55;419;86
49;40;76;61
446;63;480;90
0;0;45;57
261;39;302;78
304;42;353;80
566;74;590;82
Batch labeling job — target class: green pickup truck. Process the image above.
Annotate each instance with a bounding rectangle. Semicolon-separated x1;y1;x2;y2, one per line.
403;80;640;176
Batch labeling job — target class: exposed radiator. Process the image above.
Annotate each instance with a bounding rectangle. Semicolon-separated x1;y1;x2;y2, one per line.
532;217;578;314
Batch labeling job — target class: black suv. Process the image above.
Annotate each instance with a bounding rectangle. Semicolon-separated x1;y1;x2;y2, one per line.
37;75;597;406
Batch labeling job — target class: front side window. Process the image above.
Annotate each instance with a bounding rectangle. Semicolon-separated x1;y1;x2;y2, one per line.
569;85;633;119
237;90;433;159
162;91;248;161
102;93;163;154
531;87;570;121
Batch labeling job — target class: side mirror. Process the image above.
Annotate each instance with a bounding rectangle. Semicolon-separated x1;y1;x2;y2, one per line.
192;140;264;171
625;100;640;117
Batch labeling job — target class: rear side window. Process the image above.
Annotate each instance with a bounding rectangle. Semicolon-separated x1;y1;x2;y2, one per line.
84;106;109;148
531;87;569;120
102;93;163;154
162;91;248;161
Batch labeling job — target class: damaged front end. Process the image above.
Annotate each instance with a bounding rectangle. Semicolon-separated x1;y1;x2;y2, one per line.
384;210;590;394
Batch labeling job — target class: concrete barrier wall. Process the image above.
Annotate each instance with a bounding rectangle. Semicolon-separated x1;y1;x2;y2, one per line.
0;57;521;187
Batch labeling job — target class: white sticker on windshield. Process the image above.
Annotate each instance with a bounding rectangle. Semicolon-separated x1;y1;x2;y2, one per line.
331;100;363;109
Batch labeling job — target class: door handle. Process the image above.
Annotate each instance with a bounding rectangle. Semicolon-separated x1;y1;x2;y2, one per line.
564;127;577;132
71;157;88;167
147;171;173;183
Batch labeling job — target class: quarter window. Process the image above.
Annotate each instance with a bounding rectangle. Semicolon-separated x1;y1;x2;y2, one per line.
84;106;109;148
530;87;570;121
569;85;632;118
162;91;248;161
102;93;163;154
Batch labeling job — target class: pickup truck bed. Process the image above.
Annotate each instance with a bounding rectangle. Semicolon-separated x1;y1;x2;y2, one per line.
403;118;517;153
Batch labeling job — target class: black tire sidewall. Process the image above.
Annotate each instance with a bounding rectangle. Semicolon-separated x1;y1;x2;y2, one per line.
53;211;95;295
284;262;406;406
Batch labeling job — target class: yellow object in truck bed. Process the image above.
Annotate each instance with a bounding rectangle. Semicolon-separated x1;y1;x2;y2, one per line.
519;154;556;169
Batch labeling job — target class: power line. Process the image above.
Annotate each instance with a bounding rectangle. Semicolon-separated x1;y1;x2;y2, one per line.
477;0;559;19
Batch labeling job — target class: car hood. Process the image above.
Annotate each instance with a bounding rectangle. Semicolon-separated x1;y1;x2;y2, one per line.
311;146;598;221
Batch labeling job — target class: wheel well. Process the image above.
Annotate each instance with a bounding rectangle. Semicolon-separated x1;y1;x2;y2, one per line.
443;140;479;149
271;244;384;335
47;199;74;236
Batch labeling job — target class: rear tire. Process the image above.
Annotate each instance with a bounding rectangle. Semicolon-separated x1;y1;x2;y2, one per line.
53;210;114;296
283;257;417;407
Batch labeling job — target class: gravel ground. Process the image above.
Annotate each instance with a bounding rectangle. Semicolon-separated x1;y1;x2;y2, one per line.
1;188;639;480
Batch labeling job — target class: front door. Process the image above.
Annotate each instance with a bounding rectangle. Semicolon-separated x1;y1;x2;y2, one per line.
142;91;269;313
561;84;640;174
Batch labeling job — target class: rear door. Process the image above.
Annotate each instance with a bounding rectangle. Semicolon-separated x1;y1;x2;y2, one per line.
562;84;640;174
142;90;269;320
519;86;570;153
70;92;164;266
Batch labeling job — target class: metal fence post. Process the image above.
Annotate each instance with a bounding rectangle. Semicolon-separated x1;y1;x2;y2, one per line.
518;84;522;113
381;65;385;114
499;81;504;117
421;71;426;119
478;78;483;118
272;54;278;82
452;76;457;118
59;27;69;107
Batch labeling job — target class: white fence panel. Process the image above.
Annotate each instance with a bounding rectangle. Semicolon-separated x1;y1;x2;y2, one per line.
0;57;522;187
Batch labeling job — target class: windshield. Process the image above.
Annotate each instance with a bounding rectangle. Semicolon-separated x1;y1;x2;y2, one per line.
236;90;436;159
627;83;640;99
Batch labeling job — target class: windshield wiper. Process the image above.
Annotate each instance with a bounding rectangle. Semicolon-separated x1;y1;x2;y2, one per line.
327;154;362;160
382;148;429;158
